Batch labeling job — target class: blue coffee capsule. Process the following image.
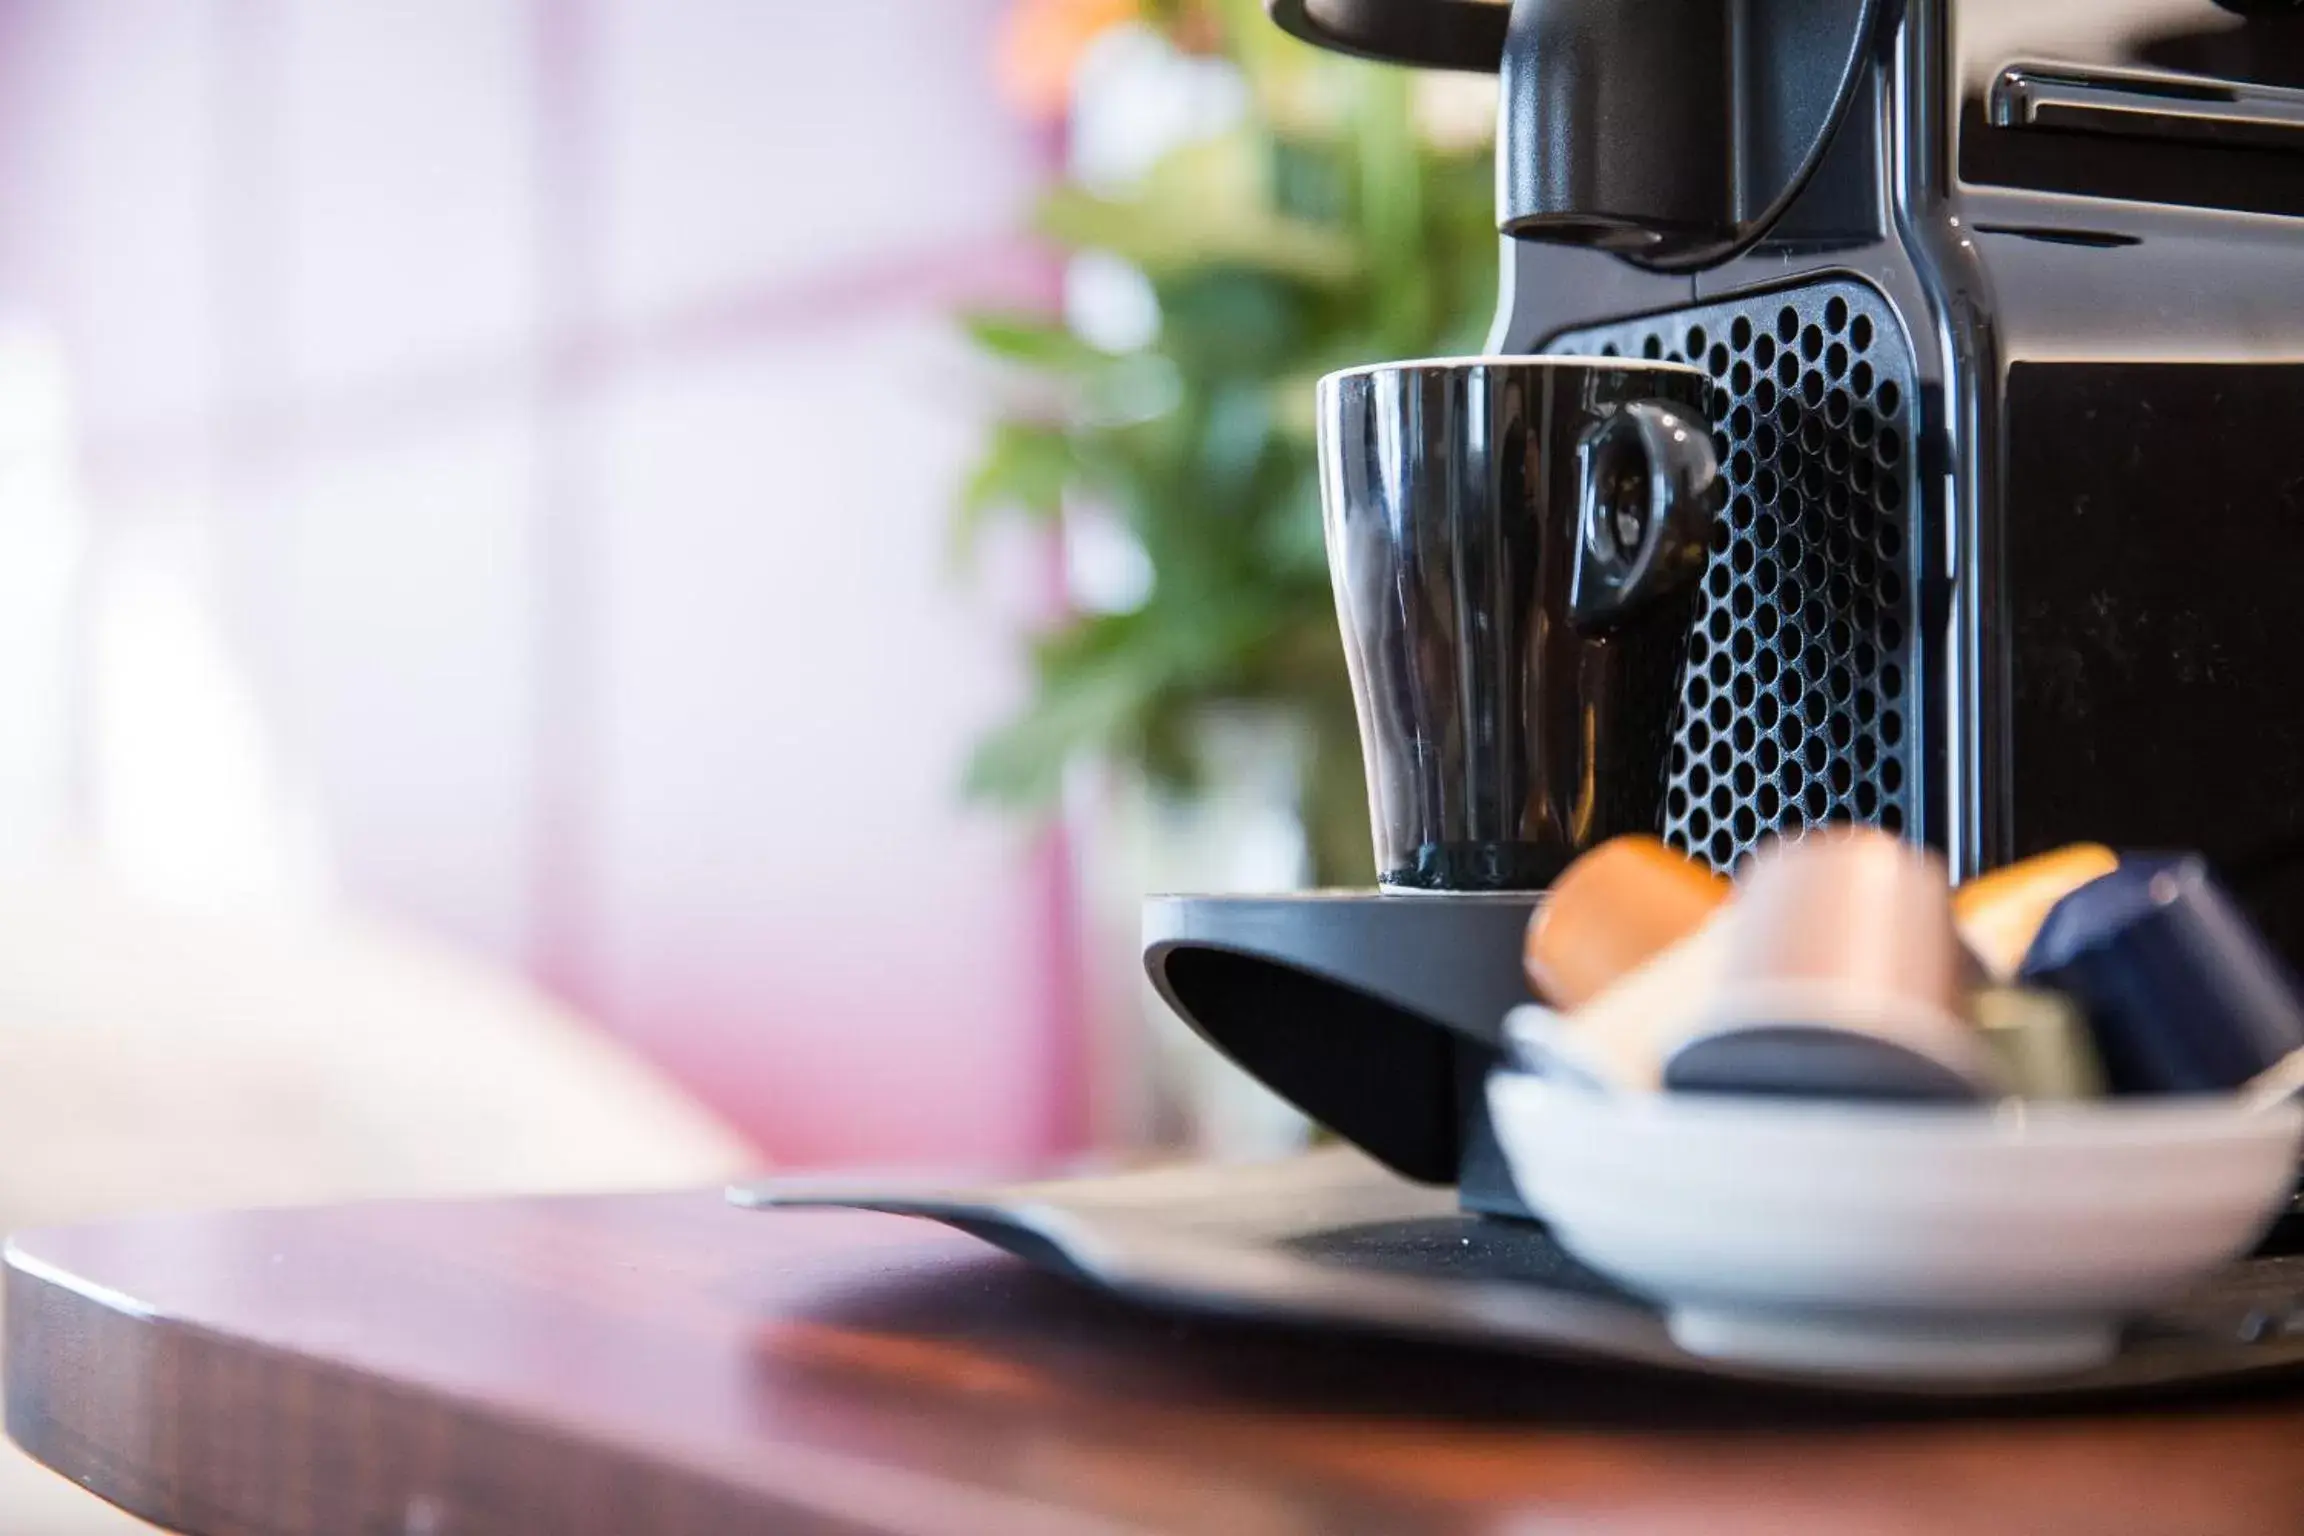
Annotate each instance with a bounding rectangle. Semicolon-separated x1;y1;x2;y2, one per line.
2019;856;2304;1095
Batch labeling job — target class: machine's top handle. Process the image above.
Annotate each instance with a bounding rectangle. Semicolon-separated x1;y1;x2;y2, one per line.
1265;0;1508;72
1266;0;1885;273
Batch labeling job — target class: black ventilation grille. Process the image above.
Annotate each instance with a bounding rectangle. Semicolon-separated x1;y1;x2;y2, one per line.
1549;280;1922;874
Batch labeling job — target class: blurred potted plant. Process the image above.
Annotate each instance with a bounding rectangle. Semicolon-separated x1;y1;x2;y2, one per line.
961;0;1498;888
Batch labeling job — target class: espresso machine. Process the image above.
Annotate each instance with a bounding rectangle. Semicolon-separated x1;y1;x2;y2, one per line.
742;0;2304;1392
1145;0;2304;1214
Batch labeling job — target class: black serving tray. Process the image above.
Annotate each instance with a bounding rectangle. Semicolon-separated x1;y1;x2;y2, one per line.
731;1150;2304;1403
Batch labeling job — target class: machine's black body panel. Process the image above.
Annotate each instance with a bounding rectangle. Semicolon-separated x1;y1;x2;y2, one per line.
2004;362;2304;967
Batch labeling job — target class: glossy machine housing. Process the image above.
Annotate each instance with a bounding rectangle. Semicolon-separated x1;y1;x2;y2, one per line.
1144;0;2304;1215
1271;0;2304;957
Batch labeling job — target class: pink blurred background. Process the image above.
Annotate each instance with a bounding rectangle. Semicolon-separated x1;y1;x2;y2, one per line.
0;0;1086;1167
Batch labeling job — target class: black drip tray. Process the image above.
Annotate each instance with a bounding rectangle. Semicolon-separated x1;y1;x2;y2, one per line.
1284;1216;1632;1299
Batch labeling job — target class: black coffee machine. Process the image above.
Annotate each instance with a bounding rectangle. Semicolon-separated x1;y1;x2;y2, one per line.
1145;0;2304;1214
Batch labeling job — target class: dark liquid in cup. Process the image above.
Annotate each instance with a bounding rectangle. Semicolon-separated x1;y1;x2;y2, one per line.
1386;843;1568;892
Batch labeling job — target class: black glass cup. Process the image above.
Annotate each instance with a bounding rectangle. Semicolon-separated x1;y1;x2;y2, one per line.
1317;357;1724;892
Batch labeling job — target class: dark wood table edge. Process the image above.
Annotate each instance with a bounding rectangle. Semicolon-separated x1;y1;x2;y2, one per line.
10;1236;748;1535
14;1193;2304;1536
2;1222;1127;1536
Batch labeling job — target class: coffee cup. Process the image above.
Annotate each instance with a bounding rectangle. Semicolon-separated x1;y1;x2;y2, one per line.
1318;357;1724;892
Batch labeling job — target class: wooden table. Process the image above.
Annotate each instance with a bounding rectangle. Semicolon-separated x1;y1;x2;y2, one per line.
7;1190;2304;1534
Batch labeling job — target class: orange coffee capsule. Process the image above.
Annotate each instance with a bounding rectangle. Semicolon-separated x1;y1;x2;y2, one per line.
1524;836;1731;1007
1952;844;2119;980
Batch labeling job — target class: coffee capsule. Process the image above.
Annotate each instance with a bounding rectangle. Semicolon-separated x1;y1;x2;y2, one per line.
1665;827;2004;1101
2020;857;2304;1095
2242;1047;2304;1111
1523;835;1730;1007
1953;844;2119;980
1508;920;1730;1092
1972;985;2105;1100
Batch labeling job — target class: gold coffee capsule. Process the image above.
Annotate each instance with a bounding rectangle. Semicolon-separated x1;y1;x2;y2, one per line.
1524;836;1730;1007
1971;985;2105;1101
1953;844;2119;980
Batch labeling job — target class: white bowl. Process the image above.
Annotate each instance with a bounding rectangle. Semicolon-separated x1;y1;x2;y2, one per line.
1486;1072;2302;1380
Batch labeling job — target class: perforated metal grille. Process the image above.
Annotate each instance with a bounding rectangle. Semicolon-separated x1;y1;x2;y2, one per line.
1551;281;1922;873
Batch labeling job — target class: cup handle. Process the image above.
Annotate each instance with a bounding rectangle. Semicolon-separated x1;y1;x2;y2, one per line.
1569;400;1723;628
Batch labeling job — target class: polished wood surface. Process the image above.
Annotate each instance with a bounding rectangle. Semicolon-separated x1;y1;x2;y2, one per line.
8;1189;2304;1534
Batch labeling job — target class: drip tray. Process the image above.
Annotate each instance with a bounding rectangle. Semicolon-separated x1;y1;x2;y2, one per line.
1141;891;1538;1206
732;1149;2304;1404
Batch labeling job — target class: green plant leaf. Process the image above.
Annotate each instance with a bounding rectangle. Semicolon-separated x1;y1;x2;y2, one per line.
1154;268;1311;378
963;672;1139;808
1078;352;1184;426
1266;371;1323;442
963;613;1168;806
960;311;1110;373
1254;459;1329;580
1037;136;1361;287
953;420;1075;558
